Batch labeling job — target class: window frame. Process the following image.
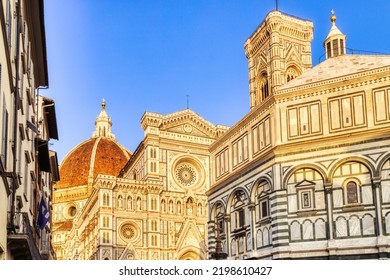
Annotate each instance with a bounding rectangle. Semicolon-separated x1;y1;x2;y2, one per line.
343;179;362;206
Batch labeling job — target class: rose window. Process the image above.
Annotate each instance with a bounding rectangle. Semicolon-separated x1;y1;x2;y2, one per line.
175;164;197;187
119;223;139;242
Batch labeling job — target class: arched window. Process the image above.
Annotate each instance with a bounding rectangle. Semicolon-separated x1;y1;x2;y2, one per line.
150;147;157;159
257;72;269;102
255;181;271;220
214;203;225;236
346;181;358;204
286;67;300;83
230;190;248;230
103;193;110;206
151;197;157;210
161;199;166;213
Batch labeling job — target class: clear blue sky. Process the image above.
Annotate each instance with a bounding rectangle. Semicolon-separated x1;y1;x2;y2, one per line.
43;0;390;162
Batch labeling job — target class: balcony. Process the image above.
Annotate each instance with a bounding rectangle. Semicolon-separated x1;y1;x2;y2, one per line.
7;212;42;260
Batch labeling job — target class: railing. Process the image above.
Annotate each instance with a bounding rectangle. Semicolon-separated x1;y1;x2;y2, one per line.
8;211;42;260
318;48;390;63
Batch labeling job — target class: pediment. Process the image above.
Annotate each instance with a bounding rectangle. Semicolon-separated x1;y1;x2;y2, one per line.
295;179;315;188
176;220;203;250
163;122;210;137
159;110;219;138
119;242;141;260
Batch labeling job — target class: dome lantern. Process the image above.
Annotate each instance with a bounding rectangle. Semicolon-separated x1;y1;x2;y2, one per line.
324;10;346;59
92;99;115;139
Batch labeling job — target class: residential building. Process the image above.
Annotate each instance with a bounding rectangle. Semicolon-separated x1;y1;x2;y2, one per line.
0;0;58;260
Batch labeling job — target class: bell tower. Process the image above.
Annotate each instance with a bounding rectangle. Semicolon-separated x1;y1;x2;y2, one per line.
244;11;314;109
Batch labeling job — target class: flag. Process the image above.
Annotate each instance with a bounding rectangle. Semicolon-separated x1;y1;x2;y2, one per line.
37;196;50;230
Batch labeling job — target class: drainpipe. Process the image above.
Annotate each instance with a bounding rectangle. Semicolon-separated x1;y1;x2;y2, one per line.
9;0;22;233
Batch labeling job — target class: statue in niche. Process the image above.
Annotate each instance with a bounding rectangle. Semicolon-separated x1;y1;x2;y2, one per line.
161;200;166;212
118;196;123;209
197;203;202;216
177;202;181;214
169;201;173;213
187;204;193;216
127;197;132;210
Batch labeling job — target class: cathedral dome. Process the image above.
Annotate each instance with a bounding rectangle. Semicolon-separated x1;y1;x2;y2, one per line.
55;100;131;189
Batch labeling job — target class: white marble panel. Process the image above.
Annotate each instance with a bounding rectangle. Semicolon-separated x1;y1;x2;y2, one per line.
231;239;236;256
315;220;326;239
361;186;373;205
342;165;350;176
385;214;390;235
247;233;252;251
288;195;297;213
296;172;304;183
222;241;227;254
263;228;270;246
335;217;348;237
256;230;263;248
333;189;343;208
238;237;244;253
359;175;371;186
362;215;375;236
290;222;301;241
351;163;361;174
302;221;314;240
348;216;361;236
381;184;390;203
315;192;325;209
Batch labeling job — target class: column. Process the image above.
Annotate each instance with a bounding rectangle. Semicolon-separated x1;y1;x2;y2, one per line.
372;177;383;236
248;203;256;253
324;182;334;240
225;215;231;257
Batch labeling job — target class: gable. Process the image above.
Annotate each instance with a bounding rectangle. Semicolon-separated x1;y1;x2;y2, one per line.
159;110;219;139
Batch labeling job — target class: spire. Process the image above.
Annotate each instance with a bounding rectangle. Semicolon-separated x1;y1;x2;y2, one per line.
92;99;115;139
324;10;346;59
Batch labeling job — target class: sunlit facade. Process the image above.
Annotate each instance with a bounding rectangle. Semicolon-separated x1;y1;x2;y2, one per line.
52;102;227;260
207;10;390;259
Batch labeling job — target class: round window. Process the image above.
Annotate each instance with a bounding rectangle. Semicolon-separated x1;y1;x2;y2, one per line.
68;206;77;217
119;222;140;242
172;156;205;190
175;163;197;187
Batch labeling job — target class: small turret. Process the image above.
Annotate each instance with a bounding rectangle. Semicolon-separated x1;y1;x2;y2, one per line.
324;10;346;59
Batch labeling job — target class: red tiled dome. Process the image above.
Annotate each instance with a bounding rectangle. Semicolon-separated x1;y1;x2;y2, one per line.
56;137;131;189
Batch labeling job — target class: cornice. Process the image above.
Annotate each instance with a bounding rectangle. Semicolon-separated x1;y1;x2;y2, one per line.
277;65;390;99
210;96;275;152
